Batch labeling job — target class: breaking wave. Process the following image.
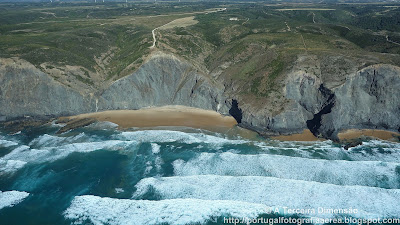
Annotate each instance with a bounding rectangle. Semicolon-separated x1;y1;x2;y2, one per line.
1;125;400;224
173;152;400;188
64;196;267;225
0;190;29;210
133;175;400;219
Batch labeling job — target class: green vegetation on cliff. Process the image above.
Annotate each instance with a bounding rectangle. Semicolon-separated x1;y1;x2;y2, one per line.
1;1;400;98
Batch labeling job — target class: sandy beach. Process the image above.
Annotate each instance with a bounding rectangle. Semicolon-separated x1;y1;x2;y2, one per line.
272;129;322;141
273;129;400;142
59;106;400;142
61;105;237;130
338;129;400;141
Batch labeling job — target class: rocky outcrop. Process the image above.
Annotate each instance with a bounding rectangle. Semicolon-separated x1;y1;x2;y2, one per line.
230;56;400;139
319;64;400;139
232;56;334;136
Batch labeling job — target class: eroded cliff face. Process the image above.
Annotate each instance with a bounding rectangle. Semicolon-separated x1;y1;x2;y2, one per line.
229;55;400;139
231;55;336;136
0;58;95;119
98;53;228;113
0;53;229;121
0;53;399;140
319;65;400;139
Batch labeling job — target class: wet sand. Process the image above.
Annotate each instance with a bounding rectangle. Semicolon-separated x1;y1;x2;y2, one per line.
272;129;322;141
273;129;400;142
61;106;237;130
338;129;400;141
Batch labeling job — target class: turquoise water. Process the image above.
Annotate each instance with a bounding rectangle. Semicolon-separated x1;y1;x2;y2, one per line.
0;122;400;225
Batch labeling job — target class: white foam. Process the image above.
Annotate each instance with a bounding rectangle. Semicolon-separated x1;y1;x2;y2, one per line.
361;140;400;148
64;195;267;225
133;175;400;219
29;134;66;147
114;188;124;194
0;139;18;148
0;190;29;210
347;140;400;162
10;131;21;135
144;161;153;176
87;121;119;130
154;156;163;172
29;133;88;148
256;140;400;162
151;143;161;154
255;140;345;160
173;152;400;188
0;159;27;174
50;120;66;128
0;140;138;174
121;130;201;143
120;130;247;145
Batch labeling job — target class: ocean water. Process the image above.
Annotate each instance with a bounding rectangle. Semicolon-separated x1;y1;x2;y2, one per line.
0;122;400;225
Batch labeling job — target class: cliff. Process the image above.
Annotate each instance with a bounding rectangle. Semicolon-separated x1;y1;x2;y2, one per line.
0;53;229;120
230;56;400;139
98;53;228;113
0;58;95;119
0;53;399;140
320;65;400;139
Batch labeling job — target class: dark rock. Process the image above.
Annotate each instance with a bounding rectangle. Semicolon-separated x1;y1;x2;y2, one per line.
56;118;97;134
0;116;52;134
306;84;335;137
229;99;242;123
342;139;363;150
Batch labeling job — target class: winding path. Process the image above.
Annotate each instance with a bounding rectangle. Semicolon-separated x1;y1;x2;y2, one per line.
242;18;249;25
149;8;226;49
386;35;400;46
150;28;157;48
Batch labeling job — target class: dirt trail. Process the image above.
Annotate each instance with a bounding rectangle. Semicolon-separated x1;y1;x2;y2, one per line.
300;34;307;52
284;21;291;31
386;35;400;46
150;8;226;49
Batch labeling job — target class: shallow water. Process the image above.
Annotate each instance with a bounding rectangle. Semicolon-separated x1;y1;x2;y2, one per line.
0;122;400;225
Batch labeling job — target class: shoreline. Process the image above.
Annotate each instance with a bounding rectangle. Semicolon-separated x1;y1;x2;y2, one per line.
3;106;399;143
59;106;238;132
337;129;400;142
271;128;399;142
271;129;323;142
